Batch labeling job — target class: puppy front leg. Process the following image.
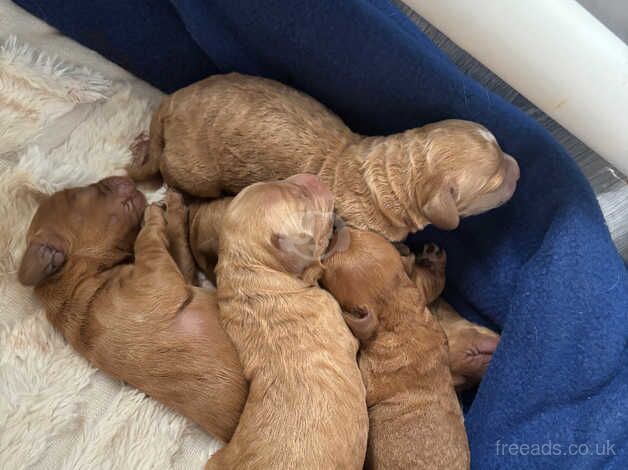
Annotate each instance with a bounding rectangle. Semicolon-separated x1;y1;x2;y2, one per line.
164;190;196;284
125;205;191;324
135;204;168;256
134;205;187;283
412;243;446;303
393;242;416;277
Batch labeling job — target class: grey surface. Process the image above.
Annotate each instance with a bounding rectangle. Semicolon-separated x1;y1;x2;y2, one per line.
395;1;628;260
577;0;628;44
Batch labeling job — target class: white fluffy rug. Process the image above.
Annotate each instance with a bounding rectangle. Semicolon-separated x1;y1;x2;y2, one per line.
0;34;221;469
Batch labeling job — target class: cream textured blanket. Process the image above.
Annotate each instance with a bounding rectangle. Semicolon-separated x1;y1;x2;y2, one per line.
0;22;221;470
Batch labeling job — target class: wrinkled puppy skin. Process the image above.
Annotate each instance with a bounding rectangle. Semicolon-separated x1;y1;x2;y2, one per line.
321;228;470;470
18;178;247;443
190;197;499;391
128;73;520;241
206;175;368;470
428;299;500;392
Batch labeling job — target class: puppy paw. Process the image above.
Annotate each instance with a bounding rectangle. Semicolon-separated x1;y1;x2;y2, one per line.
165;189;185;215
127;132;163;183
416;243;446;271
143;203;167;229
164;189;188;238
129;132;149;166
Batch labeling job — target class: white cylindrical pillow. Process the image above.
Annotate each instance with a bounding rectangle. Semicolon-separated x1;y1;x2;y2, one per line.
406;0;628;175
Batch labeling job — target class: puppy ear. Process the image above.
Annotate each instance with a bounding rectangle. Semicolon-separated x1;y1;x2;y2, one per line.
421;183;460;230
18;239;66;286
342;306;378;342
271;232;317;275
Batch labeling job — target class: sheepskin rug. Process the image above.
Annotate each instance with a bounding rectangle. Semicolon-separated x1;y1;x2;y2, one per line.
0;36;222;469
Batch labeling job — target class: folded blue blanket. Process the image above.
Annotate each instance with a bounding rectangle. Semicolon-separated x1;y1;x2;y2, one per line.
16;0;628;467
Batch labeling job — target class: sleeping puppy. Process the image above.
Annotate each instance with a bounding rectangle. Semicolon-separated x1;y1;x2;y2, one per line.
394;242;500;391
189;197;499;391
18;177;247;443
207;174;368;469
321;228;470;469
128;72;520;241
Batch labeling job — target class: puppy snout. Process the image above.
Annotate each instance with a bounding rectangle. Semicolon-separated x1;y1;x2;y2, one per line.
101;176;137;197
505;155;520;183
475;334;500;355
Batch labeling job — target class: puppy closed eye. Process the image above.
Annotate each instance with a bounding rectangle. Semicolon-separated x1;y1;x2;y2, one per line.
288;233;317;256
480;168;506;193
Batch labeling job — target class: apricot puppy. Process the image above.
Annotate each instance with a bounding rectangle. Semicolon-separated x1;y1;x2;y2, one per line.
394;243;501;391
321;229;470;470
128;73;520;241
189;197;499;391
207;174;368;469
18;178;247;443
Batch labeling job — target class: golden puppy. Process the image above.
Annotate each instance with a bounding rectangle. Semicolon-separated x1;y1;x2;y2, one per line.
18;177;247;443
128;72;520;241
189;197;499;391
321;228;470;470
207;174;368;469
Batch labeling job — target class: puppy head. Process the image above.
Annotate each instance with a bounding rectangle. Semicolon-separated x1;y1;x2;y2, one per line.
448;326;500;391
19;177;146;287
321;228;410;342
429;299;500;391
221;174;335;281
415;120;520;230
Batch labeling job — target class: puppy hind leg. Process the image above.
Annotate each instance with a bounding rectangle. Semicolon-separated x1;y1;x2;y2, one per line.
160;144;224;198
127;104;166;181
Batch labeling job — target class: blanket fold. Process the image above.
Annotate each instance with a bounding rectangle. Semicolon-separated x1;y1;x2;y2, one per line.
13;0;628;468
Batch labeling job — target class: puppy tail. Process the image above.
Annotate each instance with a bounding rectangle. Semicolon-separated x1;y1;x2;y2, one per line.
127;98;168;181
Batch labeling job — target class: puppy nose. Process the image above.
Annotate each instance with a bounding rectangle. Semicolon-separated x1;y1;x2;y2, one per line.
476;334;500;355
505;155;520;182
100;176;137;197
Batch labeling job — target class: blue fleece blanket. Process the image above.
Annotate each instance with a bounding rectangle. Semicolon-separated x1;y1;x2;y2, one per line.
15;0;628;467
